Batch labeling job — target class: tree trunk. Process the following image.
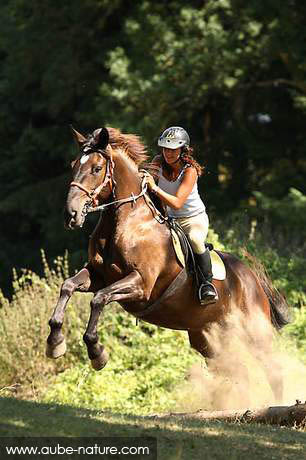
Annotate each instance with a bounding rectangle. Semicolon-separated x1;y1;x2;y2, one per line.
151;403;306;427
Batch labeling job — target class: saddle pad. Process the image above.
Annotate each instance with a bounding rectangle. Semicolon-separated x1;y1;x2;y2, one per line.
170;228;226;281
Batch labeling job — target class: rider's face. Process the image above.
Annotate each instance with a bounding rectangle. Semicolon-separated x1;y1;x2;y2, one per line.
162;147;181;165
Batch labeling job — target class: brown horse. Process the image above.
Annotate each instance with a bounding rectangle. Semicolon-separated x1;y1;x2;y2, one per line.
46;126;290;402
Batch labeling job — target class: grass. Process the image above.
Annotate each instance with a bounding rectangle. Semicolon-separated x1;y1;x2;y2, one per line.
0;397;305;459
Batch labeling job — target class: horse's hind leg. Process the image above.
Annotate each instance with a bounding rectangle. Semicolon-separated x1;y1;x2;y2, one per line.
46;267;93;359
189;329;251;408
250;331;283;404
188;330;214;360
261;353;283;403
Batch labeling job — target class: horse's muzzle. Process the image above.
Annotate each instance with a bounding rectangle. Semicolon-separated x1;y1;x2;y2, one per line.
64;206;85;230
64;207;75;229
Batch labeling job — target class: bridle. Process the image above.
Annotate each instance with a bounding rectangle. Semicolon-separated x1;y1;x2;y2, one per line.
69;146;152;218
70;155;114;208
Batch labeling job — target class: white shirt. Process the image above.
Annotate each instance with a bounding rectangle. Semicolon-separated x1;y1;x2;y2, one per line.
158;166;206;218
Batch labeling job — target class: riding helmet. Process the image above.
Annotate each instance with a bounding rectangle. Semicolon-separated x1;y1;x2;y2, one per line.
158;126;190;149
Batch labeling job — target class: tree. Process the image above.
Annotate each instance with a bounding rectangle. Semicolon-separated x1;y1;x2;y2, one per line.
98;0;306;209
1;0;306;292
0;0;131;291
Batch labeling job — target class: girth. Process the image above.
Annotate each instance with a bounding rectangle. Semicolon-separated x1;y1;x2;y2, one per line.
136;268;188;318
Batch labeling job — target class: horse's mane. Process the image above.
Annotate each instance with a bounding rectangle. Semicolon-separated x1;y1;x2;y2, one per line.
107;127;149;166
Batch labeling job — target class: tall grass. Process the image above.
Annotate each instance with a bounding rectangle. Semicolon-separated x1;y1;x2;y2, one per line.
0;251;89;398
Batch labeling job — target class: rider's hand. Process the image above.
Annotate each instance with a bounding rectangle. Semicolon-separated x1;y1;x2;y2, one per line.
140;171;157;191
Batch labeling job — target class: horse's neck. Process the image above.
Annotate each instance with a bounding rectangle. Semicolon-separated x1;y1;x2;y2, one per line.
95;150;142;235
93;152;144;251
112;151;141;202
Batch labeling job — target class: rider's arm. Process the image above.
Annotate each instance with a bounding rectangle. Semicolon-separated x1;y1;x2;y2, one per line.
152;167;197;210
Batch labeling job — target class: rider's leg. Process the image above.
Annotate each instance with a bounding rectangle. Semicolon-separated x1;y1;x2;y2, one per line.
194;250;219;305
176;212;218;305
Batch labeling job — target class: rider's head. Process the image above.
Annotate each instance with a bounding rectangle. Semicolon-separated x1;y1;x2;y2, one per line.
158;126;189;150
158;126;203;176
158;127;190;165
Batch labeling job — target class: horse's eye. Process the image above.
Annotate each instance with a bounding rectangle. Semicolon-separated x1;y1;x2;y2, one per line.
93;166;102;174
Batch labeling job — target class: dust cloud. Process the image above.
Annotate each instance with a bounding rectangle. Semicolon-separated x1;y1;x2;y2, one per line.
175;309;306;411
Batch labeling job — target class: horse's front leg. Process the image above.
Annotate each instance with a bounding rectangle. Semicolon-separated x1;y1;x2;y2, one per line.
83;270;145;370
46;267;93;359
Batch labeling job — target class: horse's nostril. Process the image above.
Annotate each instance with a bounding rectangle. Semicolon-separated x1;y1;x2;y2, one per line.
65;205;77;219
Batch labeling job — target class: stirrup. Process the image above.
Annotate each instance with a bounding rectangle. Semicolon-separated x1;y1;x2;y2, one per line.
198;281;218;306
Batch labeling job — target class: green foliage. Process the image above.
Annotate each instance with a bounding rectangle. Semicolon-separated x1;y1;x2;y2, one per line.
0;0;129;291
217;215;306;309
207;227;226;251
283;307;306;358
253;188;306;236
215;187;306;311
43;312;199;414
99;0;306;204
0;251;88;390
244;245;306;309
1;0;306;291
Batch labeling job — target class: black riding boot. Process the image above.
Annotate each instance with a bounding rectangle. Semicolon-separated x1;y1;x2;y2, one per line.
195;250;219;306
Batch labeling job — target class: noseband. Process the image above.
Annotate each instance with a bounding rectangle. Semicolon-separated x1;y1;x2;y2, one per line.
70;151;114;208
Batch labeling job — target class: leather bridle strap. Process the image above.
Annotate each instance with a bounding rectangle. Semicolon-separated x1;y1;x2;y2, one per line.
70;157;113;207
70;181;92;197
86;178;148;214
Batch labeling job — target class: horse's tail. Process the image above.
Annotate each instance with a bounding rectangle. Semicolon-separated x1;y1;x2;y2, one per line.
243;249;291;330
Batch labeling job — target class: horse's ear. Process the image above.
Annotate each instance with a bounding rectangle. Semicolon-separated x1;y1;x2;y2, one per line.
93;127;109;150
70;125;86;146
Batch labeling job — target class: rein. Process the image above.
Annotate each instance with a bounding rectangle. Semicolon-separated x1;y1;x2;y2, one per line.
86;180;148;214
86;177;166;225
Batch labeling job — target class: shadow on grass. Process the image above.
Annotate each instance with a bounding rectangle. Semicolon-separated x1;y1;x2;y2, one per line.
0;397;305;459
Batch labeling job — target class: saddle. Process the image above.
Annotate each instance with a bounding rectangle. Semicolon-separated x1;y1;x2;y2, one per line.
143;187;226;281
168;218;226;281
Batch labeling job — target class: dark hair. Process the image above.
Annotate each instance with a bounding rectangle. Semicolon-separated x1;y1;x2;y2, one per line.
180;146;204;176
161;146;204;178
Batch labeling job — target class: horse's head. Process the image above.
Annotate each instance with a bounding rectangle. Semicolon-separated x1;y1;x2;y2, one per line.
65;127;113;229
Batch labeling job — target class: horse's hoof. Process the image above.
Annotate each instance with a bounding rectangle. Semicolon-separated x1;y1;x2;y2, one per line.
46;339;67;359
91;349;109;371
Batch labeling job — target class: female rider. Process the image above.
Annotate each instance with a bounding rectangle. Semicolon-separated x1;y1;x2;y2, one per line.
144;126;218;306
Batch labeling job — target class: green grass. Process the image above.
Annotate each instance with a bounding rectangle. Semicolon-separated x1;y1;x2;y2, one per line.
41;312;202;415
0;397;305;459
